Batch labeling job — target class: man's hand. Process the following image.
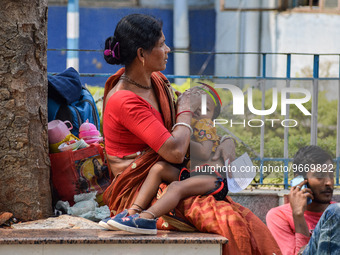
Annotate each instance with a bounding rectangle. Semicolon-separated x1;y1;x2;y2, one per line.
289;180;314;237
289;180;314;216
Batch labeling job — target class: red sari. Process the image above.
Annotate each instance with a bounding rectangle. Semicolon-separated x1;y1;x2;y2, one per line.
103;68;282;255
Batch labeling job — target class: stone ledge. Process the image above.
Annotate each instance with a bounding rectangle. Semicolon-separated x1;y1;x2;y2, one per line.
0;229;228;245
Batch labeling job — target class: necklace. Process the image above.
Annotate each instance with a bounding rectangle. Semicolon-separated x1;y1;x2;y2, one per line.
120;75;152;90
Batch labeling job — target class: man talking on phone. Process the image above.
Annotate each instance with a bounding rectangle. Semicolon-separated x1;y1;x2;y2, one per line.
266;145;336;255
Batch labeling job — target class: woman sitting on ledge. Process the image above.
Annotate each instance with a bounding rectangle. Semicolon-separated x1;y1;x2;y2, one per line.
101;13;281;255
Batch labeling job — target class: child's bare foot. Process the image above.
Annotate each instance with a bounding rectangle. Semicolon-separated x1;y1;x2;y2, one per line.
139;210;156;219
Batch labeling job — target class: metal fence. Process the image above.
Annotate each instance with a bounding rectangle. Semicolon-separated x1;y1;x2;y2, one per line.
48;50;340;189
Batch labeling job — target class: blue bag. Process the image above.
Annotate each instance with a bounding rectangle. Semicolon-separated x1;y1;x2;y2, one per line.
48;68;100;137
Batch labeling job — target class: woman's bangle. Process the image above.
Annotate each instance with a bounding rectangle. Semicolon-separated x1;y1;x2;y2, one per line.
220;135;237;144
176;110;193;119
172;122;193;135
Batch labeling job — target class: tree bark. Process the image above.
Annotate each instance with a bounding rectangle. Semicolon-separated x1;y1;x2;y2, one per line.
0;0;52;221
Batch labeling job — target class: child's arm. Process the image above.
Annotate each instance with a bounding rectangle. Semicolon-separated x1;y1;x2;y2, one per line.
190;139;214;160
211;138;236;162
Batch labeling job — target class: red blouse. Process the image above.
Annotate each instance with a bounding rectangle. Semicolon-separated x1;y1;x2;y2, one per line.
103;90;172;158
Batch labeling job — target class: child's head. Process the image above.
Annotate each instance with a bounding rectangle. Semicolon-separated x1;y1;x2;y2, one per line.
192;85;221;120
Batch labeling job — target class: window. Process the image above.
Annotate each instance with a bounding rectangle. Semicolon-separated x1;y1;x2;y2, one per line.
220;0;340;12
220;0;285;12
290;0;340;11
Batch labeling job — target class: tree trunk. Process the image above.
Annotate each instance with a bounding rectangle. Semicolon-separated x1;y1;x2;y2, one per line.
0;0;52;221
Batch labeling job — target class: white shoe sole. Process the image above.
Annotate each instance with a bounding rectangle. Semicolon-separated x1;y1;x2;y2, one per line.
99;220;119;231
107;220;157;235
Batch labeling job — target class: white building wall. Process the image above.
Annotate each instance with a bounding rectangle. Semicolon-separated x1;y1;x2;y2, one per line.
215;0;264;77
275;12;340;78
215;1;340;80
215;8;241;76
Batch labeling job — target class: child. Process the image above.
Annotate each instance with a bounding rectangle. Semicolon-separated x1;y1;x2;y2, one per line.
100;85;229;234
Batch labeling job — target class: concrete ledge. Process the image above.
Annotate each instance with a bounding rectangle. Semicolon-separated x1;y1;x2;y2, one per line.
1;243;222;255
0;229;227;245
0;229;227;255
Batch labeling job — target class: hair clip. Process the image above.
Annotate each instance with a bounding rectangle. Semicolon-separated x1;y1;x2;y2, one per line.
104;41;120;59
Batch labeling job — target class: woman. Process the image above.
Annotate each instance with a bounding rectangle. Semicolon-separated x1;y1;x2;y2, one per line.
102;13;281;255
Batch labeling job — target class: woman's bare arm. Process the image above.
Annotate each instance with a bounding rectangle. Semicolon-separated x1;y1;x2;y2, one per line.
157;89;200;163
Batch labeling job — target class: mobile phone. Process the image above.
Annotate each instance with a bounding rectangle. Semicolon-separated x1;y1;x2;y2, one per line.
290;175;312;205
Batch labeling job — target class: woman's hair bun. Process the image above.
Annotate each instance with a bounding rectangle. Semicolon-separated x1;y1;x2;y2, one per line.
103;14;163;66
104;36;122;65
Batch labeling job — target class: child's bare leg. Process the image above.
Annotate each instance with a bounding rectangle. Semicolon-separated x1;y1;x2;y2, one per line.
128;161;180;215
139;176;217;219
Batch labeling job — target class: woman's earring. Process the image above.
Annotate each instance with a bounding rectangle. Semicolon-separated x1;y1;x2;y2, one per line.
142;59;145;67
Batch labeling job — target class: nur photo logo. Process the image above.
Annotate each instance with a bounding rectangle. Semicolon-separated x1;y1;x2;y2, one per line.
197;82;312;128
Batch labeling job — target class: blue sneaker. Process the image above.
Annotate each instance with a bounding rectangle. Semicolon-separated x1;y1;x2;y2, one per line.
100;209;130;230
106;209;130;228
109;214;157;235
99;217;118;230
